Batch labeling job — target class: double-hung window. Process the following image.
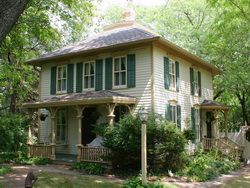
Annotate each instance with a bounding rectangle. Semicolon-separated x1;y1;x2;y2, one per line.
170;104;177;124
56;109;67;143
194;70;199;96
195;108;200;141
114;56;127;87
84;62;95;89
57;66;67;93
169;59;176;89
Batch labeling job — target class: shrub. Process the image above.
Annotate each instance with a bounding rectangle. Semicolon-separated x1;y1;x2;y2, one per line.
0;165;12;176
27;157;52;165
122;178;171;188
72;161;105;174
100;114;186;172
0;113;29;153
0;152;17;163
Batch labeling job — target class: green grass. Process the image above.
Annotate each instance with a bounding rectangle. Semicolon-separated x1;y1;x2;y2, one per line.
33;172;122;188
0;165;12;176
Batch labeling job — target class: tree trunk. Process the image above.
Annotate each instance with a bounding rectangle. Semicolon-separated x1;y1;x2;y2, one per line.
0;0;30;44
236;91;249;126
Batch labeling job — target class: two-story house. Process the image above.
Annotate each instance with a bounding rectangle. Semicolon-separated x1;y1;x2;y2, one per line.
23;10;238;163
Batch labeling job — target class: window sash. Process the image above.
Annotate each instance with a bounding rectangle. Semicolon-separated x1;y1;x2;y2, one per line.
114;57;127;87
194;70;199;95
57;66;67;92
169;59;176;89
84;62;95;89
170;105;177;124
56;109;67;142
195;108;200;141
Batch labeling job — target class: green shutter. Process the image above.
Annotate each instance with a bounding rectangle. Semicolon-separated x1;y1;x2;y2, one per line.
67;64;74;93
165;104;171;122
76;62;83;93
177;105;181;130
95;59;103;91
191;107;196;143
190;68;194;95
198;71;202;97
105;57;112;90
50;67;57;95
127;54;136;87
176;61;180;92
200;109;202;141
164;57;170;89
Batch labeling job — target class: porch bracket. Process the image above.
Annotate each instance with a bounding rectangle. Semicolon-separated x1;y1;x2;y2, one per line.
125;104;135;114
106;103;117;128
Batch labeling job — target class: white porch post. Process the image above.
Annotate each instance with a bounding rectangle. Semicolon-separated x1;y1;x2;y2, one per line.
106;103;116;128
224;110;228;138
214;110;220;138
27;108;36;158
48;107;57;160
75;105;86;162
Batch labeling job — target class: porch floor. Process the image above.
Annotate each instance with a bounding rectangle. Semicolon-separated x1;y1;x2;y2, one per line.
55;153;77;162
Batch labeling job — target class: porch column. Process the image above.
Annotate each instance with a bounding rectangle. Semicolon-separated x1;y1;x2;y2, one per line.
27;108;36;158
214;110;220;138
106;103;116;128
48;107;58;160
75;105;87;162
224;110;228;138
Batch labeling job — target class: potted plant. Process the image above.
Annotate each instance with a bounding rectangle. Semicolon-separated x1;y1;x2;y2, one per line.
39;113;48;121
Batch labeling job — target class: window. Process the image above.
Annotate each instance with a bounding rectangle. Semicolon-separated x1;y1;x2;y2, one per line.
114;56;127;87
84;62;95;89
169;59;176;89
194;70;199;95
56;109;67;143
57;66;67;93
114;105;128;123
170;104;177;124
195;108;200;141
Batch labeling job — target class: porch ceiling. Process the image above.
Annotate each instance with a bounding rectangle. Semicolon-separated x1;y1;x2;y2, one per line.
22;90;136;109
200;100;230;110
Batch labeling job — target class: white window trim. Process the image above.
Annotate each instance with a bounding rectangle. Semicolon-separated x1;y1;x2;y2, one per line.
113;56;127;89
83;61;95;91
169;59;176;90
56;108;68;144
194;107;201;142
56;65;67;94
193;69;199;96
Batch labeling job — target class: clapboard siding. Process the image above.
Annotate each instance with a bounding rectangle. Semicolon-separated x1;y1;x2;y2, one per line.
153;46;213;130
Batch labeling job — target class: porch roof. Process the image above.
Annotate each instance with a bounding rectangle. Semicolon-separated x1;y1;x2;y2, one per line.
200;100;230;110
22;90;136;109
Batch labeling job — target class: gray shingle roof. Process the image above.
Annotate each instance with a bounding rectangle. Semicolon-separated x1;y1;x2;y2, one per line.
201;100;230;108
28;26;160;63
23;90;136;108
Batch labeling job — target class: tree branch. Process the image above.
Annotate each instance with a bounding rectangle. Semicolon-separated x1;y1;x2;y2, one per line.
229;0;250;22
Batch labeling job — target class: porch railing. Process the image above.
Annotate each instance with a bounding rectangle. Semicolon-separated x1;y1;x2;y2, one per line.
28;144;52;158
80;146;111;163
202;138;219;150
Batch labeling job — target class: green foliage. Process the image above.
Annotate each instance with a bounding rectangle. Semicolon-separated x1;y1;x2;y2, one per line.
0;152;17;163
0;113;28;152
122;178;174;188
177;150;241;181
72;162;105;174
0;165;12;176
183;129;196;142
100;114;186;172
27;157;52;165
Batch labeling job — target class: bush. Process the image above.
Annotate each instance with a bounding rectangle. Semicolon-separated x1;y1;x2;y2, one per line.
27;157;52;165
0;113;29;153
0;152;17;163
72;161;105;174
122;178;170;188
0;165;12;176
100;114;186;172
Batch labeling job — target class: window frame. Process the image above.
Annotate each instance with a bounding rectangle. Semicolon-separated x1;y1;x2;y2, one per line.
170;104;177;125
56;65;67;94
195;107;200;142
169;59;176;90
193;69;200;96
113;56;127;89
83;61;95;91
56;108;68;144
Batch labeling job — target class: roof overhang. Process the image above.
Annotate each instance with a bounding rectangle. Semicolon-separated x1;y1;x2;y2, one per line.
200;100;230;111
22;91;136;109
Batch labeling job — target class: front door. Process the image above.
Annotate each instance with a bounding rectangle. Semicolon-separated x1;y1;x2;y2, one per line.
82;107;97;145
206;112;212;138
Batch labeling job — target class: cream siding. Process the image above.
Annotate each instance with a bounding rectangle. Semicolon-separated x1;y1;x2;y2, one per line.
153;46;213;130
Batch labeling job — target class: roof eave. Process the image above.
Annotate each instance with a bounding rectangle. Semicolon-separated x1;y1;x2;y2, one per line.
158;38;222;75
26;37;160;66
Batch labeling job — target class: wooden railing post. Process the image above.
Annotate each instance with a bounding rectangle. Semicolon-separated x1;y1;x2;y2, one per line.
235;146;239;161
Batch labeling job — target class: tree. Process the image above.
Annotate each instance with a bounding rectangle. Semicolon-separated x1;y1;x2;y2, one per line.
0;0;94;113
0;0;30;44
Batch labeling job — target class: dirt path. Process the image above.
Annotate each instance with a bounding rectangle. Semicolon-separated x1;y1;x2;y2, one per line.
0;163;125;188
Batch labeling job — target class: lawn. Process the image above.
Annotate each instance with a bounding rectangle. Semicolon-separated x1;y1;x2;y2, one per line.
33;172;122;188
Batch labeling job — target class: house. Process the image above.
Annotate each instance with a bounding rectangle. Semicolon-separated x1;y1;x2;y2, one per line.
23;10;244;163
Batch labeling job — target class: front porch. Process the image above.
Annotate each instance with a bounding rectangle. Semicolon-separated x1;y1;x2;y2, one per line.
23;90;136;163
